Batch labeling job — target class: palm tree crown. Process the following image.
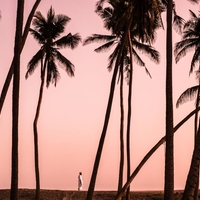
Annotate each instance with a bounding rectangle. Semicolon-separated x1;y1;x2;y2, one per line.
175;10;200;74
26;6;81;86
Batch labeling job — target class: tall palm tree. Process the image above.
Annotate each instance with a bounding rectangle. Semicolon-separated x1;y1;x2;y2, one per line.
0;0;41;115
114;1;186;199
26;7;81;199
174;9;200;199
85;1;162;199
10;0;24;199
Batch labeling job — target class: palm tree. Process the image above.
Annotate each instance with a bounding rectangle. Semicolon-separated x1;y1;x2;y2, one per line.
10;0;24;199
84;1;162;199
174;9;200;199
26;7;81;199
0;0;41;115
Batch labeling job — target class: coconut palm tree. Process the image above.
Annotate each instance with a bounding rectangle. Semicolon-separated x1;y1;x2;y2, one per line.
114;1;186;199
0;0;41;115
26;7;81;199
10;0;24;199
174;9;200;199
84;1;162;199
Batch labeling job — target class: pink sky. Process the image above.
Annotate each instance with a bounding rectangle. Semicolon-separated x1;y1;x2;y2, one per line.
0;0;199;191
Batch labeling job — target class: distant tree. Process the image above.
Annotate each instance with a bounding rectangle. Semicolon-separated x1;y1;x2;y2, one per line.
10;0;24;199
26;7;81;199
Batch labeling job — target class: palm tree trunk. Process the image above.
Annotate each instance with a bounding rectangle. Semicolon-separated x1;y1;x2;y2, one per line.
33;61;46;200
182;119;200;200
10;0;24;199
0;0;41;115
164;0;174;199
86;48;122;200
126;30;133;200
194;76;200;200
86;31;130;200
115;107;200;200
118;60;125;192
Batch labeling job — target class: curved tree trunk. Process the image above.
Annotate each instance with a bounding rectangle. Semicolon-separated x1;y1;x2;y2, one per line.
86;44;122;200
182;119;200;200
115;107;200;200
86;30;132;200
164;0;174;199
10;0;24;199
126;30;133;200
0;0;41;115
118;60;125;192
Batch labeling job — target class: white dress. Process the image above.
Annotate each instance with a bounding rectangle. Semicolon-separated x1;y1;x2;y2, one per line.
78;174;83;190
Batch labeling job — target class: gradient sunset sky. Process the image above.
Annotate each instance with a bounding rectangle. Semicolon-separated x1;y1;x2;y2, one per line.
0;0;199;191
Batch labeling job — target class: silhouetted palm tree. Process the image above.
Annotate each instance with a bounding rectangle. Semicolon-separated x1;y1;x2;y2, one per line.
10;0;24;199
174;9;200;199
26;7;81;199
84;1;162;199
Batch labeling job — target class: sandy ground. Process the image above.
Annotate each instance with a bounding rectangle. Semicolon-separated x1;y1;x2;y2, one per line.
0;189;185;200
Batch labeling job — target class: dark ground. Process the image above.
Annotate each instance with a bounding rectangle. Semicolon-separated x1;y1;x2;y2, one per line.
0;189;186;200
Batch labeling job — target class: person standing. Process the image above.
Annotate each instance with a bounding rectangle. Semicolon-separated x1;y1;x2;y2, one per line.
78;172;83;190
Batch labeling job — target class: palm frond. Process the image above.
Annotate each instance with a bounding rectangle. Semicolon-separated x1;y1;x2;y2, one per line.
190;47;200;74
54;50;75;77
32;11;46;30
94;40;116;53
46;60;60;87
26;48;44;78
107;43;121;71
174;38;198;63
187;0;200;4
176;85;199;108
54;33;81;49
29;28;45;44
173;14;185;35
131;48;145;67
47;6;55;24
83;34;116;46
52;14;71;39
132;40;160;64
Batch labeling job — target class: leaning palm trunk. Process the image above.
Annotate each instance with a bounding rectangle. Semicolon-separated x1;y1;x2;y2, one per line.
118;60;125;192
0;0;41;115
126;30;133;200
86;23;132;200
86;41;124;200
165;0;174;199
10;0;24;199
115;107;200;200
33;61;46;200
182;119;200;200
